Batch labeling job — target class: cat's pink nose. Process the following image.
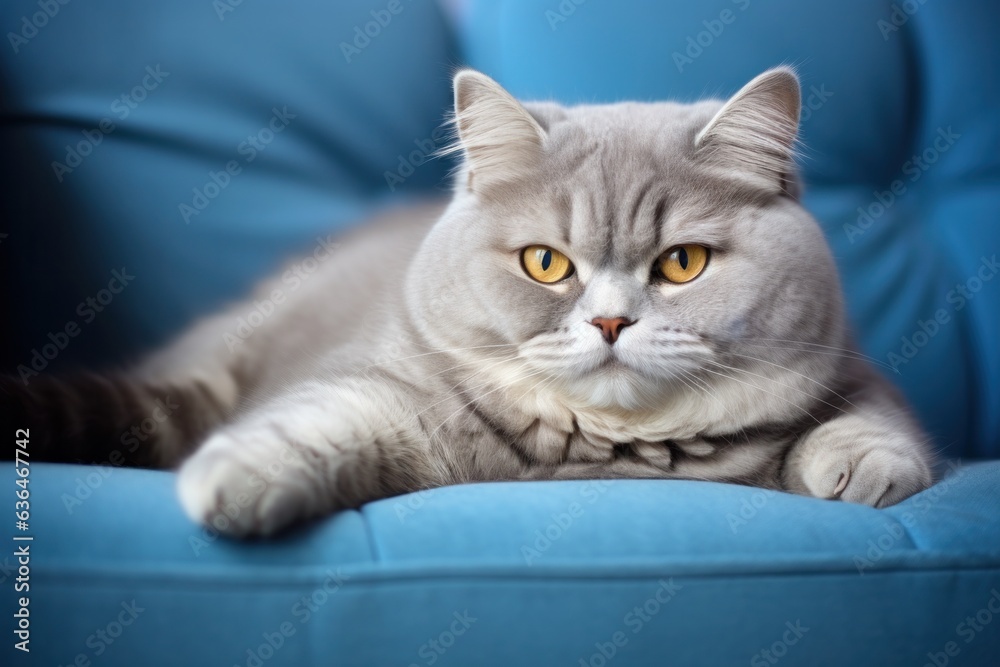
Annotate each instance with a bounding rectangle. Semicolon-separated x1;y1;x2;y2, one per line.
590;317;634;345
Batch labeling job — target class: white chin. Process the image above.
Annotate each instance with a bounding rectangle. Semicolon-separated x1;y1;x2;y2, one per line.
572;366;662;411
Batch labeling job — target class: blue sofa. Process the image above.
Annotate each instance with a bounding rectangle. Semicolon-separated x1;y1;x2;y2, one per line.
2;1;999;665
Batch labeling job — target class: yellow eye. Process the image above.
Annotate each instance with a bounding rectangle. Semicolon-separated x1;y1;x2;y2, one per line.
521;245;574;284
657;244;709;283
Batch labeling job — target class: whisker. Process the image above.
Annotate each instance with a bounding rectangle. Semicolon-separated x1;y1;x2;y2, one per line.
724;351;860;411
354;343;518;375
413;354;524;419
704;359;848;418
507;371;559;420
420;352;520;384
525;352;591;364
678;369;752;447
429;367;550;444
698;366;822;426
737;343;897;373
737;338;896;372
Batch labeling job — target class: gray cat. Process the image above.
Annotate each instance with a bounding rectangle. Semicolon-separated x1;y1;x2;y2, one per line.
6;67;934;536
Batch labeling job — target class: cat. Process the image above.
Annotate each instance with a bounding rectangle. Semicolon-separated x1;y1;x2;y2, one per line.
2;67;935;537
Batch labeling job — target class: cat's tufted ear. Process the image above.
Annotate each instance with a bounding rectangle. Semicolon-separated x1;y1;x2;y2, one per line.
695;67;801;195
452;69;546;193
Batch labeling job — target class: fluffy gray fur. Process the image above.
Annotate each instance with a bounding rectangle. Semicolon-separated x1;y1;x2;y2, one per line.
16;68;936;536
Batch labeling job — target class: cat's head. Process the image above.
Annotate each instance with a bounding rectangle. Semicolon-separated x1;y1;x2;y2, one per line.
407;68;847;431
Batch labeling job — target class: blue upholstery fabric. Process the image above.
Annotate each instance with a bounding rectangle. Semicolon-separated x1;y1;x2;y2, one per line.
3;462;999;665
1;1;999;666
0;0;456;369
460;0;1000;459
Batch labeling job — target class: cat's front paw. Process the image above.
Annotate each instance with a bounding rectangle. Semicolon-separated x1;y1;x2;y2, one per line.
792;418;933;508
177;432;317;537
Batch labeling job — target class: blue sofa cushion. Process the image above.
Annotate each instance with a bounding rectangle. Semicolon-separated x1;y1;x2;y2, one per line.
5;462;999;665
459;0;1000;459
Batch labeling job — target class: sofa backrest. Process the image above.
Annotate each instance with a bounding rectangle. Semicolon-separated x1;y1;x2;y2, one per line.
0;0;457;369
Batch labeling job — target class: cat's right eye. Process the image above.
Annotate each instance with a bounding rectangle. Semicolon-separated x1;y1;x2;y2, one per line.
521;246;575;284
656;244;709;284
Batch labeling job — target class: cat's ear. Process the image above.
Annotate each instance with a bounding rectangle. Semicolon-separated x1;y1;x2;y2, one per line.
695;67;801;194
451;69;546;193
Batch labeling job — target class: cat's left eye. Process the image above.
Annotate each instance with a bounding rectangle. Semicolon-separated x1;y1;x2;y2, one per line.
656;244;709;284
521;246;574;284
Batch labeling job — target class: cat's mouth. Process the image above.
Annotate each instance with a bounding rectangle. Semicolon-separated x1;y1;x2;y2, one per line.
596;356;630;371
568;342;646;378
564;357;666;411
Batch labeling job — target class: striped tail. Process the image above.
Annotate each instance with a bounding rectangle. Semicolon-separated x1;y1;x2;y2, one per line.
0;373;229;468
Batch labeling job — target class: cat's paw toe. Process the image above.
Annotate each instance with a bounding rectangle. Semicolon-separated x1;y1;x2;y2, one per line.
803;446;931;508
177;435;310;537
801;456;853;502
